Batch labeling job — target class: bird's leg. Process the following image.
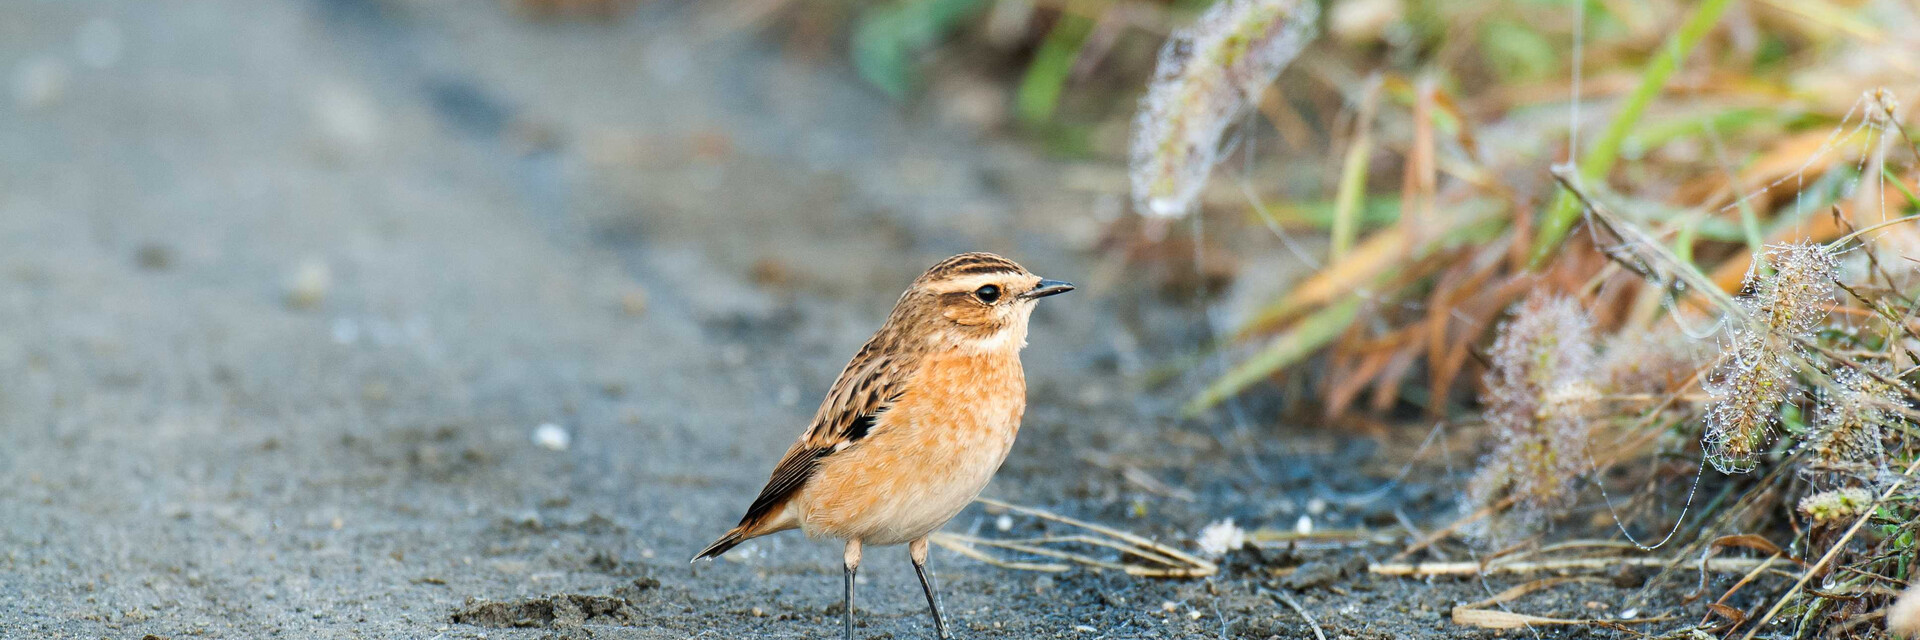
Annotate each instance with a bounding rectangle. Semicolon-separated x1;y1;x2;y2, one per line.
843;539;863;640
909;537;951;639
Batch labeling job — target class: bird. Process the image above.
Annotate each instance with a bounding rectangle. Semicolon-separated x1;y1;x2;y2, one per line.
692;252;1074;639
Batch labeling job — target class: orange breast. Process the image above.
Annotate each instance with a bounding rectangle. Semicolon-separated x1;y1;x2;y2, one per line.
796;351;1027;545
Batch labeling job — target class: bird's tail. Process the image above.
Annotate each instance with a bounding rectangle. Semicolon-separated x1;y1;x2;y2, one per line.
691;526;747;562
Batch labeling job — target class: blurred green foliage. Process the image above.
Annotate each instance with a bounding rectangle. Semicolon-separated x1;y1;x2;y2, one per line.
851;0;990;98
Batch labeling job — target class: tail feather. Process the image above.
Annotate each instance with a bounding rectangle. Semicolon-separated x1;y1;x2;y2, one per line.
692;527;746;562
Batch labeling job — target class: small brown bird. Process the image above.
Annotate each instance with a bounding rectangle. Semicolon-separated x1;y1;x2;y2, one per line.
694;252;1073;639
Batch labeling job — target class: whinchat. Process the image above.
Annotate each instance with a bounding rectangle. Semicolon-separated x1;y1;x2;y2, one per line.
694;252;1073;639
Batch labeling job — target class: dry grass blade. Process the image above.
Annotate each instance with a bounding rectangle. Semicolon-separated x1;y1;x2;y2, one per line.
931;497;1218;578
1532;0;1739;263
1236;226;1406;337
1372;555;1788;578
1452;607;1673;630
1402;76;1438;242
929;536;1071;573
1449;577;1639;630
1189;296;1362;414
1246;527;1400;548
1550;166;1740;313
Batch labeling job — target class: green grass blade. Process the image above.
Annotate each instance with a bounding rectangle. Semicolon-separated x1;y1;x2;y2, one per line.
1016;13;1094;125
1531;0;1738;265
1884;165;1920;212
1331;79;1383;260
1184;296;1363;415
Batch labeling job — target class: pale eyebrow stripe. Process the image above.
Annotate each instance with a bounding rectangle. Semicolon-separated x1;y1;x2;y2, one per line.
934;272;1025;293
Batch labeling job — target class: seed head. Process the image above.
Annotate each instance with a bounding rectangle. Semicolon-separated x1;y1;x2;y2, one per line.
1464;292;1599;545
1129;0;1317;218
1703;242;1836;473
1749;242;1836;339
1801;367;1894;472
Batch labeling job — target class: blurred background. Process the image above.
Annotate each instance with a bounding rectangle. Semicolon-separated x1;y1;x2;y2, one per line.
2;0;1917;638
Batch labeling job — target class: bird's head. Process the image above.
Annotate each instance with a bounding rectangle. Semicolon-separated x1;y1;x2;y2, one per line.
896;252;1073;353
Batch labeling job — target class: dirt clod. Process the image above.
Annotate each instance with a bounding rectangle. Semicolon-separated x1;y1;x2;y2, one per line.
614;577;661;601
1280;561;1343;591
451;594;638;628
1610;562;1646;589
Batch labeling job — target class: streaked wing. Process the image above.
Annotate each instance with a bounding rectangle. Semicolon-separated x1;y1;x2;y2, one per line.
735;339;907;527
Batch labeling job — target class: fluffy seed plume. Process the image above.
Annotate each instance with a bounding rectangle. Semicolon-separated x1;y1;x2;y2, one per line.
1129;0;1317;218
1464;292;1599;544
1703;242;1836;473
1891;584;1920;639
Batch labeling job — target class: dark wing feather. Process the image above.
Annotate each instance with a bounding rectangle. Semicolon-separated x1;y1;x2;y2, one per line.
731;340;907;529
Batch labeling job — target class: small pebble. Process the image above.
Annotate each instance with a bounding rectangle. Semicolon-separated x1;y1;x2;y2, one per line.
1294;515;1313;535
284;258;331;310
532;423;570;451
1306;498;1328;516
994;514;1013;532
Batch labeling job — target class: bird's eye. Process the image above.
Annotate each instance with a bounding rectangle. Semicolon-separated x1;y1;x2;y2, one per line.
974;284;1001;304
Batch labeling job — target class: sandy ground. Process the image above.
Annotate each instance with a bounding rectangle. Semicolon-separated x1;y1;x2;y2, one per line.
0;2;1749;638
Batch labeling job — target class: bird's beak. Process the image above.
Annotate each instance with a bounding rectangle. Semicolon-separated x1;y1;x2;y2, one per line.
1021;279;1075;300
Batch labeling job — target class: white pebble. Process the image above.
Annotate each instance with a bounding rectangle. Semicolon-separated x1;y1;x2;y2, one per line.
994;514;1013;532
531;423;570;451
1294;515;1313;535
284;258;331;309
1306;498;1328;516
